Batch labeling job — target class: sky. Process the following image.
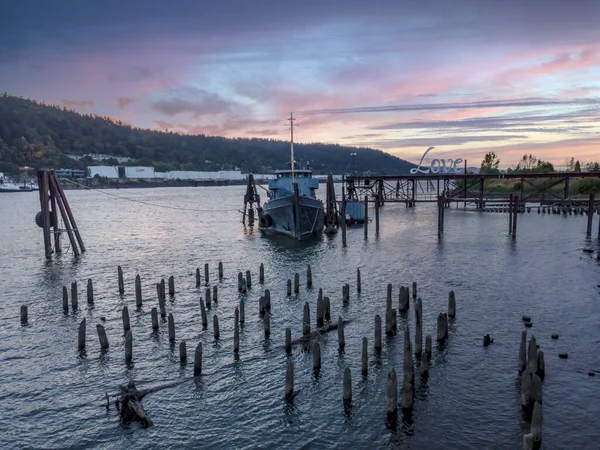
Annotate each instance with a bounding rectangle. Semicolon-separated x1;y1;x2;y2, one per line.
1;0;600;168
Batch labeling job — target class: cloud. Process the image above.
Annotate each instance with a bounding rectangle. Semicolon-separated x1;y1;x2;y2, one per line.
117;97;135;109
62;99;93;107
154;120;174;130
151;88;233;118
353;135;528;149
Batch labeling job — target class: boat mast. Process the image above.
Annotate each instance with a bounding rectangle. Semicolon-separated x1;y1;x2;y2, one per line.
288;112;295;182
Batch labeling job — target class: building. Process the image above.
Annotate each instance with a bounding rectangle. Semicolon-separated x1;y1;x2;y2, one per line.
53;168;88;179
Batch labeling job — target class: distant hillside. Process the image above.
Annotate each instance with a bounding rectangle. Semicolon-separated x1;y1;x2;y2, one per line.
0;94;416;175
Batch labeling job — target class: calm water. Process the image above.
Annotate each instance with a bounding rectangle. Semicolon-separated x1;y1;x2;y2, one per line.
1;186;599;449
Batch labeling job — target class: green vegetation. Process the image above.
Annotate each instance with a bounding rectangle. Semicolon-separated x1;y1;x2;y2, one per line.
480;151;501;174
0;94;415;175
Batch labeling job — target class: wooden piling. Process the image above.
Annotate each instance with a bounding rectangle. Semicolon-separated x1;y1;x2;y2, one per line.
239;299;245;324
387;368;398;415
375;196;380;234
324;297;331;321
78;318;86;350
338;316;345;350
285;362;294;400
205;288;212;308
307;265;312;287
415;298;423;355
385;303;393;336
420;351;429;377
294;273;300;294
387;283;392;305
401;377;413;411
168;313;176;342
204;263;209;285
196;268;201;287
151;307;159;330
341;193;347;247
399;286;410;313
512;195;519;238
218;261;223;279
87;278;94;305
160;279;165;301
587;193;595;236
404;327;414;387
168;276;175;296
537;351;545;380
259;263;264;283
234;317;240;354
436;313;448;343
285;327;292;354
532;374;543;405
63;286;69;312
213;315;220;339
194;342;202;375
135;275;142;308
528;335;538;375
264;313;270;338
71;281;78;310
241;277;247;293
316;297;324;327
425;335;432;358
125;330;132;362
118;266;124;295
375;315;382;351
238;272;243;291
246;270;252;288
343;283;349;303
303;302;310;335
179;341;187;362
122;306;130;333
531;401;542;443
356;268;361;293
20;305;28;324
200;298;208;329
521;369;532;407
96;324;109;349
313;342;321;371
448;291;456;318
518;331;527;374
343;367;352;402
364;195;369;239
213;285;218;303
412;282;417;299
362;337;368;375
287;279;292;296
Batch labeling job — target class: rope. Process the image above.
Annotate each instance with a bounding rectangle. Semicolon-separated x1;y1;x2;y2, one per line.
62;179;241;213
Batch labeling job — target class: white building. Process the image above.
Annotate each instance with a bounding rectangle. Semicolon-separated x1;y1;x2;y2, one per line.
88;166;119;179
125;166;155;179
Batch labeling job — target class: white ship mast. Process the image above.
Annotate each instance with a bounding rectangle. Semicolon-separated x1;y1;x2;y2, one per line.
287;112;295;182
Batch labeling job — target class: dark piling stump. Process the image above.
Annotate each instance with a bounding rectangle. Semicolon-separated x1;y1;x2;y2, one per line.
392;309;397;334
531;401;543;444
71;281;78;310
125;330;132;363
528;335;538;375
287;279;292;296
238;272;243;292
412;282;417;299
204;263;209;285
294;273;300;294
313;342;321;371
264;313;270;338
246;270;252;289
324;297;331;322
338;316;345;350
118;266;124;295
518;330;527;374
135;275;142;308
240;299;245;324
205;288;212;308
385;299;393;336
97;324;109;350
387;368;398;416
194;342;202;375
399;286;409;313
303;302;311;335
521;369;532;408
307;265;312;287
151;308;159;330
168;313;176;342
20;305;28;324
532;374;543;405
387;283;392;305
168;276;175;296
448;291;456;318
415;298;423;355
285;362;294;400
265;289;271;310
285;327;292;354
401;377;413;412
425;335;432;358
218;261;223;280
62;286;69;312
234;317;240;355
122;306;131;334
78;318;86;350
87;279;94;306
362;337;368;376
343;367;352;403
375;315;382;351
179;341;187;362
200;299;208;329
259;263;264;283
161;279;166;301
420;351;429;378
213;285;218;303
436;313;448;343
316;297;324;327
356;268;361;293
537;351;545;380
196;268;201;287
213;315;220;340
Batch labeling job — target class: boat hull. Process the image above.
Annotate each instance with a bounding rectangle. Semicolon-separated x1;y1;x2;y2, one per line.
259;195;324;240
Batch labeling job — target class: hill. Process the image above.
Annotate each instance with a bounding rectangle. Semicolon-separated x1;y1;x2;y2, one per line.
0;94;415;175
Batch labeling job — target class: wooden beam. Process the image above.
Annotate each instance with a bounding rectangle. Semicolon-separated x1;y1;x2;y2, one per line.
49;173;80;256
50;172;85;253
37;170;52;259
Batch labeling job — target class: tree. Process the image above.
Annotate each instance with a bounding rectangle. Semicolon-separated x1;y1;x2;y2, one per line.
516;154;538;171
586;162;600;173
575;160;581;172
480;151;501;174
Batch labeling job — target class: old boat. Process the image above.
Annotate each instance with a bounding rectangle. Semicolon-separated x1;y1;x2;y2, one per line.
258;114;324;240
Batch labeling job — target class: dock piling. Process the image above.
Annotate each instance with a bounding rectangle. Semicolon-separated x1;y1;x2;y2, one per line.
135;275;142;308
151;307;159;330
179;341;187;362
194;342;202;375
125;330;132;362
204;263;209;285
87;279;94;306
362;337;368;375
303;302;311;335
168;313;175;342
338;316;345;350
71;281;78;310
78;318;86;350
448;291;456;318
168;276;175;296
387;368;398;415
313;342;321;371
96;324;109;349
375;315;382;351
294;273;300;294
285;362;294;400
118;266;124;295
246;270;252;289
356;268;361;293
20;305;28;324
343;367;352;402
200;299;208;329
122;306;130;333
307;265;312;287
285;327;292;354
62;286;69;312
213;315;220;339
218;261;223;279
259;263;264;283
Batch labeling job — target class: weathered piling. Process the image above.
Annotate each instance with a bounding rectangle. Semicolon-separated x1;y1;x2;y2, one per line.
412;282;417;299
194;342;202;375
96;324;109;349
385;302;393;336
531;401;543;443
532;373;543;404
157;284;166;317
218;261;223;279
196;268;201;287
338;316;345;350
204;263;209;284
87;278;94;305
287;279;292;296
246;270;252;288
362;337;368;375
425;335;432;358
316;296;324;327
151;307;159;330
264;313;270;338
78;318;86;350
521;369;532;407
62;286;69;312
213;315;220;339
528;335;538;375
404;328;414;387
313;342;321;371
343;283;350;303
420;351;429;377
356;268;361;293
239;299;245;324
20;305;28;323
343;367;352;402
168;276;175;296
375;315;382;351
125;330;132;362
122;306;131;333
448;290;456;318
415;298;423;355
205;288;212;308
399;286;410;313
161;279;165;300
135;275;142;308
387;283;393;305
341;193;347;247
324;297;331;321
259;263;264;283
587;193;595;236
285;327;292;354
168;313;176;342
518;330;527;374
523;434;534;450
285;362;294;400
179;341;187;362
307;265;312;287
234;314;240;354
537;351;545;380
401;377;413;411
294;273;300;294
211;285;217;304
375;196;380;234
238;272;243;291
303;302;311;335
200;299;208;329
265;289;271;310
437;313;448;343
71;281;78;310
118;266;124;295
387;368;398;415
241;277;247;293
364;195;369;239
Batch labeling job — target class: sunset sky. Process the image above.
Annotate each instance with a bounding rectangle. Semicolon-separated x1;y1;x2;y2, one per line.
2;0;599;167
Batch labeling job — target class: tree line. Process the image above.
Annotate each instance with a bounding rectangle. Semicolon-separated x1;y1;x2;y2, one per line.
480;152;600;174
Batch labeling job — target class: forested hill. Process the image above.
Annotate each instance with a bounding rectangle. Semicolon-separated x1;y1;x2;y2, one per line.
0;94;415;175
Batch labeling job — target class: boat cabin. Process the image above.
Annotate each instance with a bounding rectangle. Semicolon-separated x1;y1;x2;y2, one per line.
268;170;319;199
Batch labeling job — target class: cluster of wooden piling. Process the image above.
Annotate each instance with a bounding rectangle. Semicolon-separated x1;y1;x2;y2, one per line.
518;331;545;448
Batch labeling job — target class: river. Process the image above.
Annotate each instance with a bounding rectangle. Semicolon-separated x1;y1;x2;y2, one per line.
0;185;599;449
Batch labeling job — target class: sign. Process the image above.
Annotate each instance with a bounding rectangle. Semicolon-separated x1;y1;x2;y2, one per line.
410;147;464;175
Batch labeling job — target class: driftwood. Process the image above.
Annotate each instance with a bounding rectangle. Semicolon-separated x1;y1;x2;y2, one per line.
291;320;352;345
